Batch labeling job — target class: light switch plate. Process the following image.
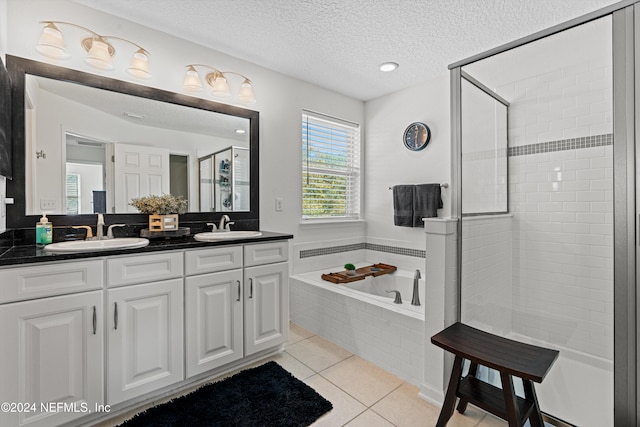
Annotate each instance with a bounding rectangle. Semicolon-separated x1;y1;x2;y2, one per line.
275;197;283;212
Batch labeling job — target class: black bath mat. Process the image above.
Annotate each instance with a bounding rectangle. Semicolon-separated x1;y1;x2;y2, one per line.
117;361;332;427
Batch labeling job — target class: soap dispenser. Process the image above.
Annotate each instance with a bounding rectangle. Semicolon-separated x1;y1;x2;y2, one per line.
36;213;53;247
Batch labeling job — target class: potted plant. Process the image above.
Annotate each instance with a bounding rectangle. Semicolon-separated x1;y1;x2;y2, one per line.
130;194;188;232
344;263;356;276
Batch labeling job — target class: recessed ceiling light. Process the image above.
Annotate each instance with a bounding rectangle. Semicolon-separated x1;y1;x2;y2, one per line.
379;62;399;72
235;129;246;134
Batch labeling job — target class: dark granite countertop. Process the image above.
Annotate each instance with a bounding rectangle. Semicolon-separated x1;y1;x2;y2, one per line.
0;231;293;267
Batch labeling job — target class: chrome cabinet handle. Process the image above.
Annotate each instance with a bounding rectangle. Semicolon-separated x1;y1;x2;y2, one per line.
249;278;253;299
237;280;241;301
92;306;97;335
114;302;118;330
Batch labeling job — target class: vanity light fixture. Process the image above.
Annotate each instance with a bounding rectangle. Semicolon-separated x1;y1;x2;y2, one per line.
379;62;399;72
183;64;256;105
36;21;152;79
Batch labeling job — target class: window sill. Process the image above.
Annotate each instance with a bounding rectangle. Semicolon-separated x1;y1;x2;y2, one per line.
299;218;366;227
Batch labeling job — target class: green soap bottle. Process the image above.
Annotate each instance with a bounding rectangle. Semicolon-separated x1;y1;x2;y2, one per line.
36;213;53;247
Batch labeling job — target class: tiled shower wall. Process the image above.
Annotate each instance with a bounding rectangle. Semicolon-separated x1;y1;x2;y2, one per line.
509;140;613;360
463;57;613;360
507;58;613;360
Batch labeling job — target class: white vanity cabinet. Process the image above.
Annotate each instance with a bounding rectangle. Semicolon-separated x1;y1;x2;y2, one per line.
0;261;104;427
106;252;184;405
244;242;289;355
185;246;244;377
184;242;289;377
0;236;289;426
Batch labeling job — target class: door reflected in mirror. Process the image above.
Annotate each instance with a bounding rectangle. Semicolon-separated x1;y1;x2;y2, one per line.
25;74;250;215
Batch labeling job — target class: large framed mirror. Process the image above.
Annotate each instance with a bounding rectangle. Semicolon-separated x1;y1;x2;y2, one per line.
7;55;259;229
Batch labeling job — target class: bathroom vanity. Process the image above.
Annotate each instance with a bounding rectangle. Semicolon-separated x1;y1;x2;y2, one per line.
0;233;291;427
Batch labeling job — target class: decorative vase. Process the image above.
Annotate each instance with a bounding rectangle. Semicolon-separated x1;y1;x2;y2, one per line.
346;270;355;276
149;214;179;231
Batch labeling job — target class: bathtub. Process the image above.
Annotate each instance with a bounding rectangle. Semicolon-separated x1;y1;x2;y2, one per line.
290;267;425;386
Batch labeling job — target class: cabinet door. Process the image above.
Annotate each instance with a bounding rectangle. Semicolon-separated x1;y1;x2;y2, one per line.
185;269;243;377
244;262;289;355
0;291;103;427
107;279;183;405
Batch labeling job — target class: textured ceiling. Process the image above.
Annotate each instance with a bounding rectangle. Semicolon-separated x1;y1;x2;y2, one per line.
75;0;618;101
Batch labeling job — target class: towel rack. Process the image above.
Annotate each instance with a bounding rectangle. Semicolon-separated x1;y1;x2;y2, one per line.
388;183;448;190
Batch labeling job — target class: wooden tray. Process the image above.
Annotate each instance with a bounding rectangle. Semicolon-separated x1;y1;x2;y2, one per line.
321;263;397;284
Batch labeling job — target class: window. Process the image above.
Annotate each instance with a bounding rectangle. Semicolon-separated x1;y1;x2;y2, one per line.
302;111;360;220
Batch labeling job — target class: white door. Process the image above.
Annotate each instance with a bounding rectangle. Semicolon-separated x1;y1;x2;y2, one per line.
113;143;170;212
107;279;183;405
0;291;104;427
185;269;243;377
244;262;289;355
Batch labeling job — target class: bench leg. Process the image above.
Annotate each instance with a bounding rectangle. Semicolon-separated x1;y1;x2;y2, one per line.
500;373;520;427
523;380;544;427
456;362;478;414
436;355;464;427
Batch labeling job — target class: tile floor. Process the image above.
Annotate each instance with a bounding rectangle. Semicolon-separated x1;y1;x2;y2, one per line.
99;322;508;427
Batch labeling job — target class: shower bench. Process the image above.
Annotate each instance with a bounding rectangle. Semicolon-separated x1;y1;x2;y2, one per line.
431;322;559;427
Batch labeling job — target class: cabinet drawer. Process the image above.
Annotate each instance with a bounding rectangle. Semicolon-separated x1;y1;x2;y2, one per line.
0;259;104;304
244;241;288;267
107;251;183;287
185;246;243;276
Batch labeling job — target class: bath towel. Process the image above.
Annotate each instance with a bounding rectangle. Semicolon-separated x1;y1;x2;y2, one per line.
413;184;442;226
393;185;414;227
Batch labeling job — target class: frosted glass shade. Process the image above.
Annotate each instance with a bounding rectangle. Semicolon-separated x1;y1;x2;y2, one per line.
85;38;114;70
36;23;68;59
127;49;152;79
183;66;203;92
211;74;231;98
237;79;256;104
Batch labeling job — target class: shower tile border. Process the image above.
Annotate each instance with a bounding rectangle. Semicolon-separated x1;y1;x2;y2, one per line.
508;133;612;157
299;242;425;259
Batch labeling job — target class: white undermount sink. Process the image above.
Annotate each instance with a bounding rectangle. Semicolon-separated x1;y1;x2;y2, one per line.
194;231;262;241
44;237;150;254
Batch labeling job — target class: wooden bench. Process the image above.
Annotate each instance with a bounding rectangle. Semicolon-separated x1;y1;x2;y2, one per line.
431;322;559;427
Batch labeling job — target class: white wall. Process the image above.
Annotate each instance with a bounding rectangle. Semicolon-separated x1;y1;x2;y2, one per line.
5;0;366;244
364;74;451;252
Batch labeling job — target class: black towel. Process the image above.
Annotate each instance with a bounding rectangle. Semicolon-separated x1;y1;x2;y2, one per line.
392;185;414;227
413;184;442;226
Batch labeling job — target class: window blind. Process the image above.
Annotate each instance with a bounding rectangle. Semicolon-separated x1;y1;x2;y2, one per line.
302;111;360;219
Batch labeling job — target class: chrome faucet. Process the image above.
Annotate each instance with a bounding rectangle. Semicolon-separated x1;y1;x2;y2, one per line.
411;269;421;306
96;213;105;240
219;215;234;231
107;224;126;239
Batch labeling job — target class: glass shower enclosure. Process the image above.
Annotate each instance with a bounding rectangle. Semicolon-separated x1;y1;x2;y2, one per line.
453;14;617;427
199;146;250;212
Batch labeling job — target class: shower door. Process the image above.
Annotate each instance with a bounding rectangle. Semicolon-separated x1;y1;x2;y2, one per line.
455;15;615;427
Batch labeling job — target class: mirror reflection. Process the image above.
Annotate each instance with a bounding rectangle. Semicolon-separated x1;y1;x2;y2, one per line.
25;74;250;215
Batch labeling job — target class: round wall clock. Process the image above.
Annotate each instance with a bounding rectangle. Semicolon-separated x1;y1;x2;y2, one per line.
403;122;431;151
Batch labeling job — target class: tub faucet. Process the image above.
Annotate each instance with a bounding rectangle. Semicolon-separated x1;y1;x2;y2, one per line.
411;269;421;306
385;290;402;304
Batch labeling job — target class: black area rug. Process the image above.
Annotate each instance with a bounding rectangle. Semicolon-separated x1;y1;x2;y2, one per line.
117;361;332;427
